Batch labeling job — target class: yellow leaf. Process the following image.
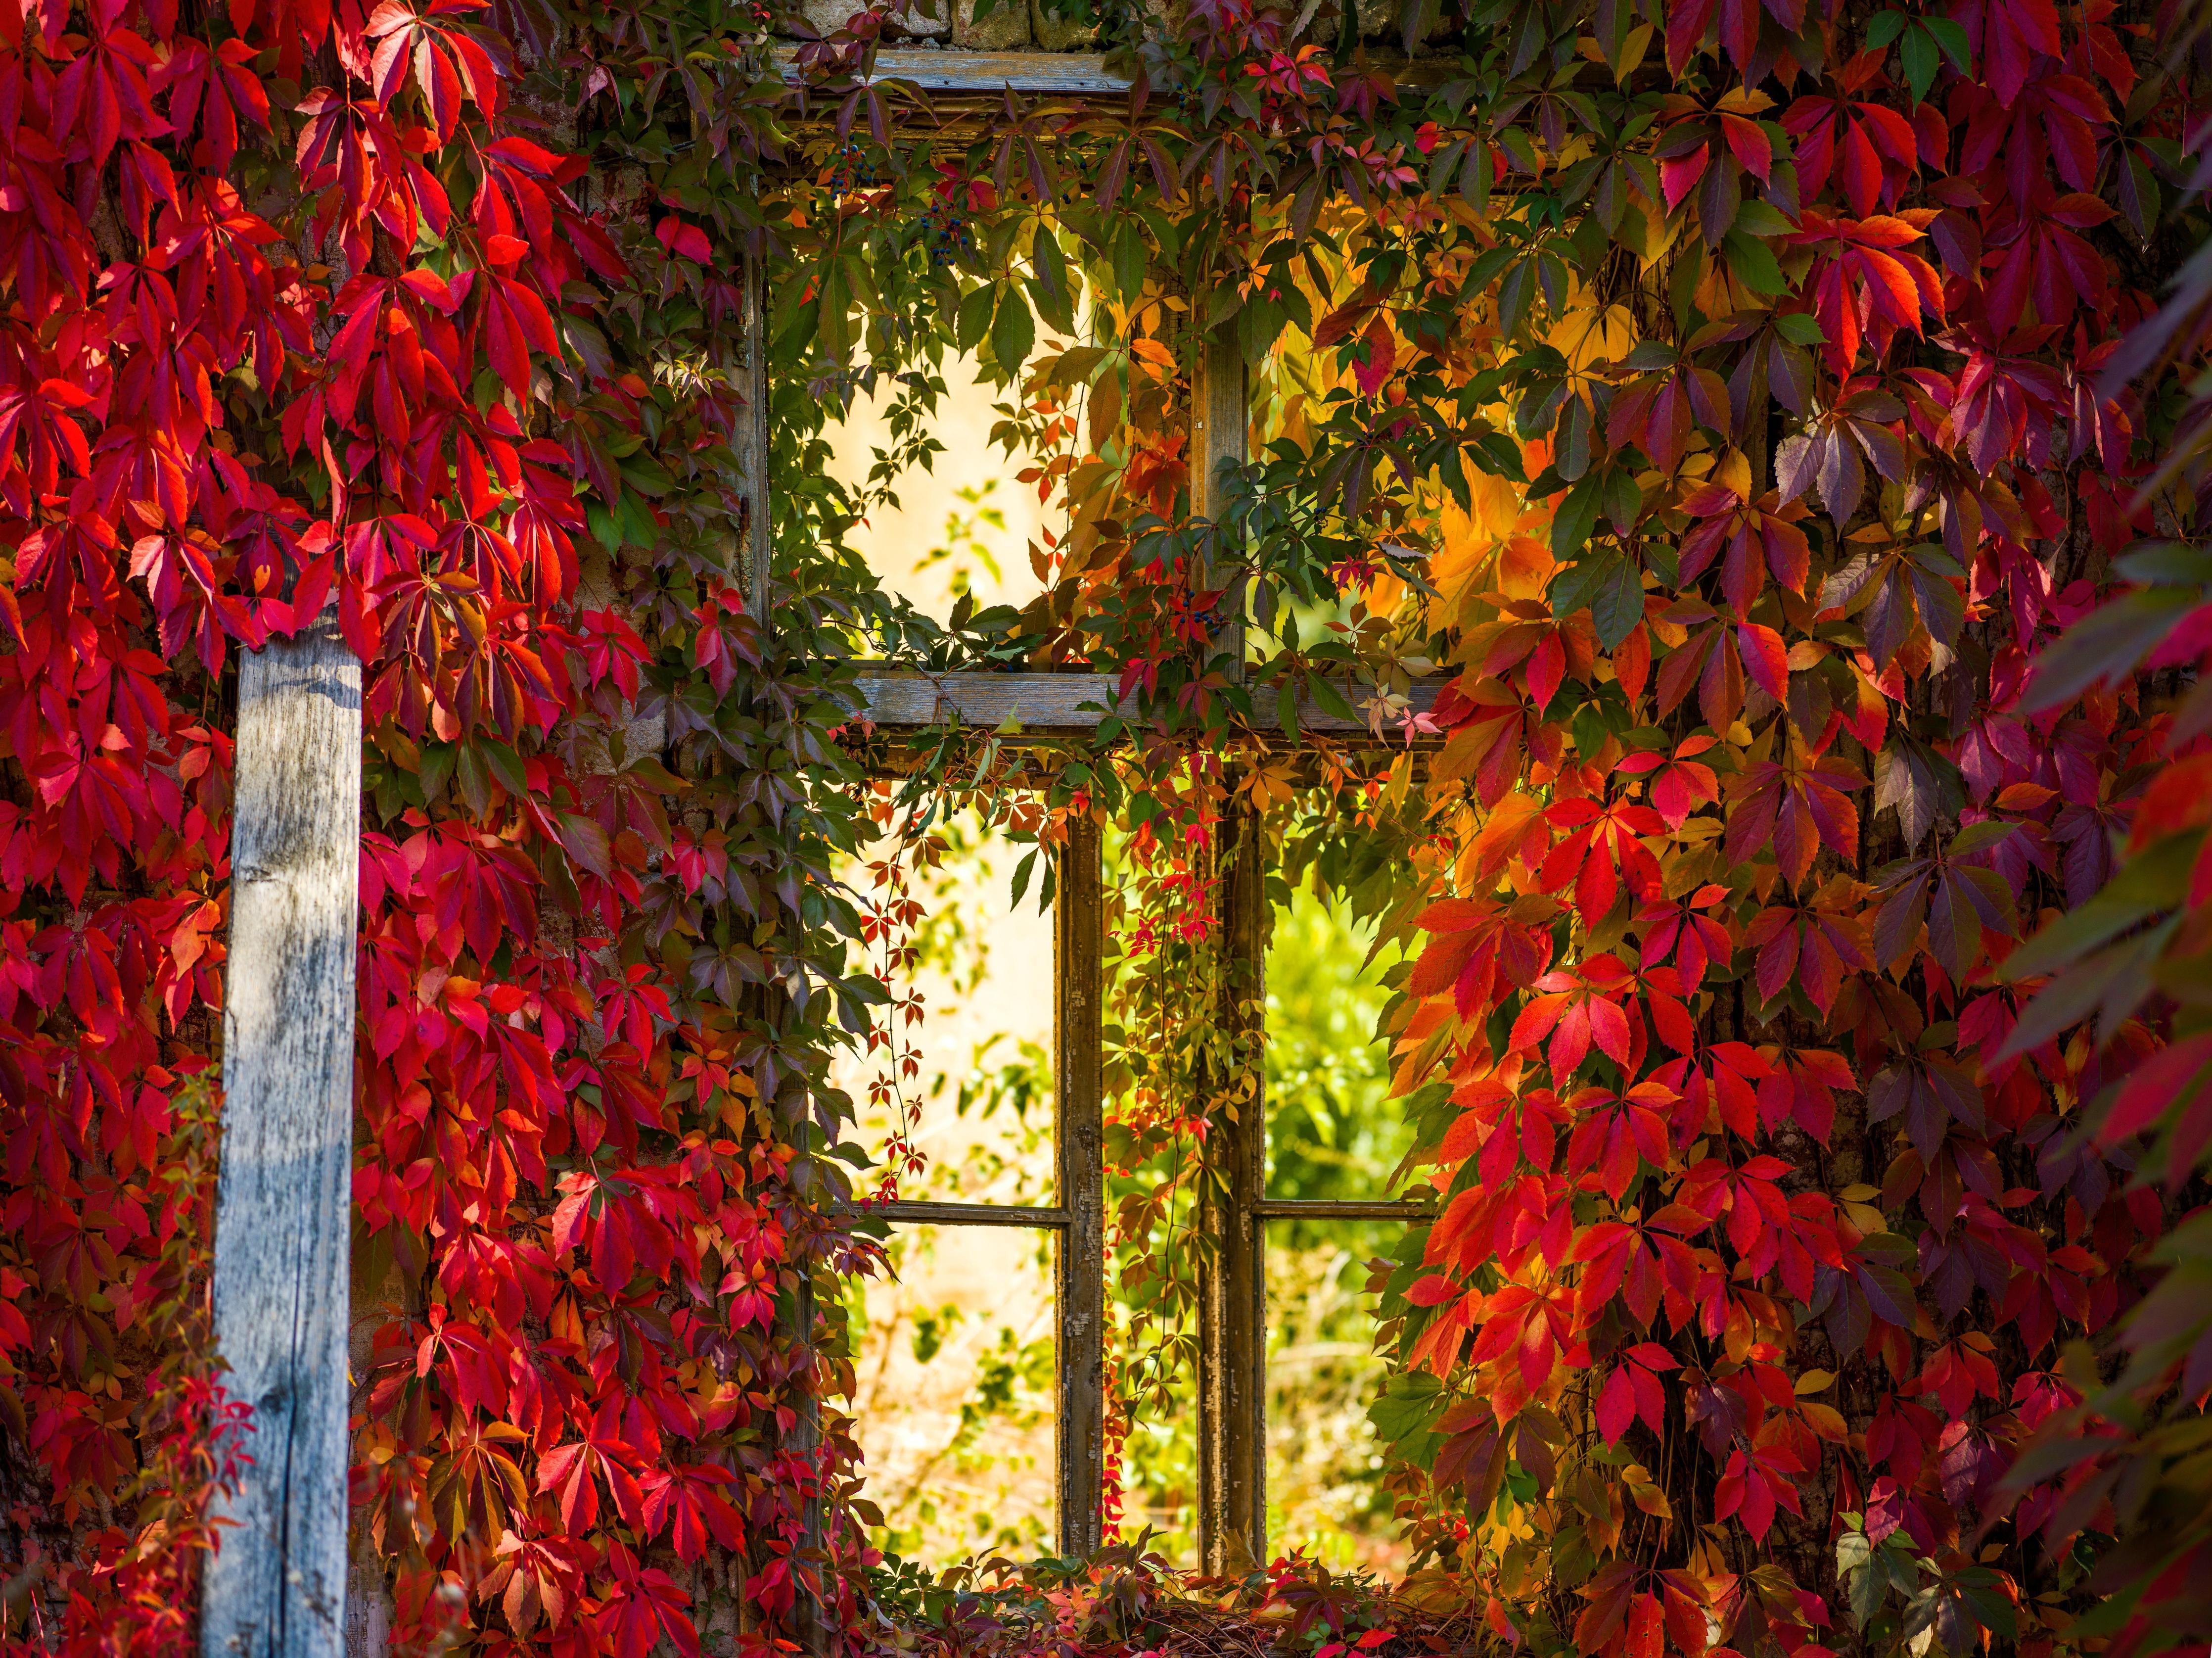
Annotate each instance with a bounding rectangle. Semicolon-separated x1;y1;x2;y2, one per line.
1800;1402;1848;1442
1613;21;1653;81
1621;1464;1674;1519
1844;1203;1886;1235
1546;301;1636;373
1498;533;1556;602
1714;447;1753;502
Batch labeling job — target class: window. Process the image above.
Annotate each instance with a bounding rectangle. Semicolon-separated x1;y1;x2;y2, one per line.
848;819;1107;1561
842;790;1429;1570
818;283;1439;1573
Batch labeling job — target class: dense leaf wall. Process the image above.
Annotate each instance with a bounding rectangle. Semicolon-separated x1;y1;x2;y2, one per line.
0;0;2209;1653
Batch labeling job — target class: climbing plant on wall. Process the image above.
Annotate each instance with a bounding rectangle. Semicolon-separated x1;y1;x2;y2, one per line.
2;0;2211;1653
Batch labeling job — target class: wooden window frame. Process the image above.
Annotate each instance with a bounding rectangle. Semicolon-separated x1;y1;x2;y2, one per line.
804;317;1436;1573
846;822;1108;1560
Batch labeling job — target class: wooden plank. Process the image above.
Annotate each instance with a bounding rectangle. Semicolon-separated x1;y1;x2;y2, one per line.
203;608;362;1658
768;47;1462;108
772;46;1130;95
1192;316;1247;677
1252;1198;1433;1219
1054;819;1106;1557
855;670;1120;732
1196;802;1266;1574
850;670;1440;736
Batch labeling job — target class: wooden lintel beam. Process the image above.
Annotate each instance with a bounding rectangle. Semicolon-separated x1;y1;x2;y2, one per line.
848;1198;1073;1227
767;45;1462;101
772;46;1130;95
849;669;1440;738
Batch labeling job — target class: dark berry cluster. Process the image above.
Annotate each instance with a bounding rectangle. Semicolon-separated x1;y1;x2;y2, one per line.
920;198;973;268
828;139;881;194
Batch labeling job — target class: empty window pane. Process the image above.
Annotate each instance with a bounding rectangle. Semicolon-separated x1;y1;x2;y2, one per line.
1265;1219;1401;1574
834;812;1059;1563
847;1225;1058;1563
825;355;1050;629
1263;881;1414;1570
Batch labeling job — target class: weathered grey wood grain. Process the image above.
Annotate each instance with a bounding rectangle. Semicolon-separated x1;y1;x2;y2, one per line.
850;669;1439;735
1193;317;1249;678
205;609;362;1658
853;670;1121;731
1054;820;1106;1557
768;44;1463;99
772;45;1131;93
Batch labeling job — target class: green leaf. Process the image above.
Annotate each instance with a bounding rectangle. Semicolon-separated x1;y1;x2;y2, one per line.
1306;674;1357;721
1721;229;1787;295
1730;199;1796;239
1603;468;1644;534
454;742;493;818
989;289;1035;379
2115;539;2212;584
1862;8;1904;47
587;499;622;555
482;740;528;800
418;741;457;805
1497;259;1535;341
2024;586;2202;711
1029;226;1076;334
1923;14;1972;68
618;452;675;497
1592;558;1645;649
2002;833;2199;981
1946;819;2014;857
618;491;658;550
1550;475;1603;561
1368;1371;1446;1448
841;972;892;1007
1899;24;1937;103
1549;551;1612;617
1110;217;1148;302
1835;1530;1872;1575
1557;397;1593;479
956;283;995;353
1846;1552;1890;1628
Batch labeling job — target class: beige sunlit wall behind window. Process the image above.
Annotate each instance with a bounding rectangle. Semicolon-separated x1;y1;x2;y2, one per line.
827;362;1062;1563
831;366;1048;626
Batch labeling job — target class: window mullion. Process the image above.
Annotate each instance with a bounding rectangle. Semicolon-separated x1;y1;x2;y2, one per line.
1192;307;1267;1575
1055;815;1107;1557
1198;797;1268;1573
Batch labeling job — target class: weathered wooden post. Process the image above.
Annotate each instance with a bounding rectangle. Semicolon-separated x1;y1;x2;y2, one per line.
202;607;362;1658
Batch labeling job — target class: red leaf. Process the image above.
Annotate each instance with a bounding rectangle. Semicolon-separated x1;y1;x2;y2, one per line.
1355;314;1396;397
1596;1364;1637;1443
